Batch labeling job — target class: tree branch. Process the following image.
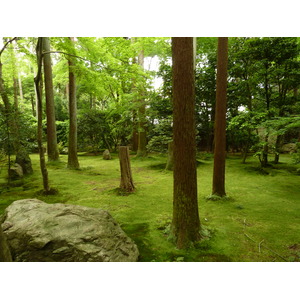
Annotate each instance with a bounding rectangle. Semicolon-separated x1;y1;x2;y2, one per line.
0;37;18;57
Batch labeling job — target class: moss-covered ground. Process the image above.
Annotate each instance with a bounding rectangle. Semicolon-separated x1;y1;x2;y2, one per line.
1;152;300;262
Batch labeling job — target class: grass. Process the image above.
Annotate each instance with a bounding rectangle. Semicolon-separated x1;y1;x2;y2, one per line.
1;152;300;262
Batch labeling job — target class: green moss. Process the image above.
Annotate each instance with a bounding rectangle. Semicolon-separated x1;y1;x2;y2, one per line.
1;153;300;261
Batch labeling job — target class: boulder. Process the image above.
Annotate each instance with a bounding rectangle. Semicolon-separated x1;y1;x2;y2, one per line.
15;148;33;175
281;143;297;153
8;163;23;180
1;199;139;262
103;149;112;160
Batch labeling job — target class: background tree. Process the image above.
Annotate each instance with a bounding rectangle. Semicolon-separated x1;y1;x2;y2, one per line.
212;37;228;197
171;37;201;249
67;37;79;169
0;37;33;177
35;38;50;192
42;37;59;161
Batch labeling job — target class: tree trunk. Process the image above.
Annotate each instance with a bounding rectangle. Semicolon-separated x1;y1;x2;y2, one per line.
0;226;12;262
42;37;59;161
13;77;18;109
67;37;80;170
119;146;135;192
165;141;174;171
35;38;50;192
274;135;281;164
212;37;228;197
1;58;32;176
136;49;147;157
171;37;201;249
132;110;139;152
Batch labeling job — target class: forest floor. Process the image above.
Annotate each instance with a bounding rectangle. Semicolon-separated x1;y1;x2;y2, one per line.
1;152;300;262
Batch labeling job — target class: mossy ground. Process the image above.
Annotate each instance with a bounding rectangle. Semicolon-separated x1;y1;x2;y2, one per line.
1;152;299;262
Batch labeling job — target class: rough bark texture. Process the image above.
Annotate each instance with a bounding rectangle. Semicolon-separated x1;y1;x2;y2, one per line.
165;141;174;171
35;38;50;192
67;37;80;169
42;37;59;161
171;37;201;249
119;146;135;192
0;225;12;262
212;37;228;197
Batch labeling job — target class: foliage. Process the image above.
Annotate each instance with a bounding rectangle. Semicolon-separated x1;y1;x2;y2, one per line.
147;117;172;153
291;142;300;164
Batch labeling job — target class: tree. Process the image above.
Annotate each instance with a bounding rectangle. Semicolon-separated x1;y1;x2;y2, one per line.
212;37;228;197
42;37;59;161
67;37;80;169
119;146;135;192
35;38;50;192
0;37;33;177
136;47;147;157
171;37;201;249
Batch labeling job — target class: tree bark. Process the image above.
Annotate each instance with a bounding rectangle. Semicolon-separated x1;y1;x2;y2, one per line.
42;37;59;161
67;37;80;169
136;48;147;157
119;146;135;192
0;226;12;262
35;38;50;192
212;37;228;197
171;37;201;249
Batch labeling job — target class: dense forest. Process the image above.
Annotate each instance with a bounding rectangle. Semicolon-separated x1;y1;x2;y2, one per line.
1;37;300;262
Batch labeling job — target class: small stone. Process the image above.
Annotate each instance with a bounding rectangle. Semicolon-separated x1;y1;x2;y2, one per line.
103;149;112;160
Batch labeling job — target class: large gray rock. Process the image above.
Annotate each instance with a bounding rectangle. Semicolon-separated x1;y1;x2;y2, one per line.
1;199;139;262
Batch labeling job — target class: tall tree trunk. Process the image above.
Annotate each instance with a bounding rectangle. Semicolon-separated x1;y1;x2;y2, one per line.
0;56;32;175
171;37;201;249
30;93;36;117
132;110;139;152
119;146;135;192
35;38;50;192
0;226;12;262
13;77;18;109
13;39;24;102
212;37;228;197
42;37;59;161
136;48;147;157
67;37;80;169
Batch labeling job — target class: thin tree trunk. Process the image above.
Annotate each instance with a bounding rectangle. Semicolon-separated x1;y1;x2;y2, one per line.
171;37;201;249
1;58;32;175
67;37;80;169
30;93;36;117
42;37;59;161
119;146;135;192
212;37;228;197
13;77;18;109
132;110;138;152
0;226;12;262
35;38;50;192
136;48;147;157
